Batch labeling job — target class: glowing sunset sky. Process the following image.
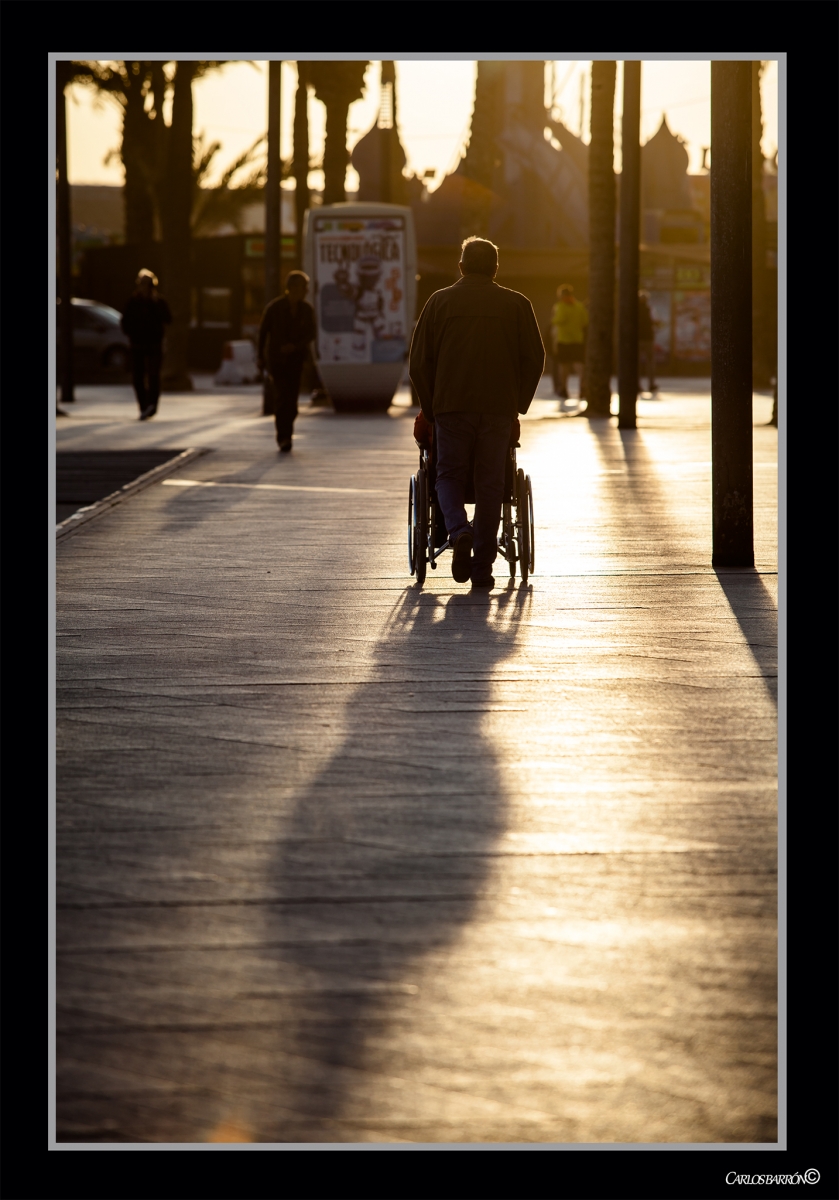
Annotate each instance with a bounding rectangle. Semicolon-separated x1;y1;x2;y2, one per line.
65;59;779;193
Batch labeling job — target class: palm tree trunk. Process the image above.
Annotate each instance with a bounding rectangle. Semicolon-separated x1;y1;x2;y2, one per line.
322;95;352;204
122;62;155;248
309;62;368;208
585;61;617;417
161;61;196;391
293;63;310;267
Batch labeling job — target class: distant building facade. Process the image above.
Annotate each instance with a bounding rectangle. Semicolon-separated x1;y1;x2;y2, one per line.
74;65;777;375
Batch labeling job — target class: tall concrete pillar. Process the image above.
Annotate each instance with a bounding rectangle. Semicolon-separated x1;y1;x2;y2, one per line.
618;61;641;429
711;61;754;567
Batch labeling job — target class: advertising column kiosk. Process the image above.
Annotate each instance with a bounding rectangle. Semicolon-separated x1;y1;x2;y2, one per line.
303;202;417;411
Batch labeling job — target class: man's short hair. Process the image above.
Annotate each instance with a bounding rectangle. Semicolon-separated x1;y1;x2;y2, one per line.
559;283;574;297
460;237;498;277
285;270;310;288
136;268;158;287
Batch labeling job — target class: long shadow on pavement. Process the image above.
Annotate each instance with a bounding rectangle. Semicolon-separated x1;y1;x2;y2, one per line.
596;424;777;707
259;582;529;1140
713;569;778;706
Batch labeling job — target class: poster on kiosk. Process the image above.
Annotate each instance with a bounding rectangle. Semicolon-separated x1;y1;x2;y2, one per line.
303;203;417;411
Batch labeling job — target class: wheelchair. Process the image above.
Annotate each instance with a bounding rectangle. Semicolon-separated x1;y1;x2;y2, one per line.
408;433;535;584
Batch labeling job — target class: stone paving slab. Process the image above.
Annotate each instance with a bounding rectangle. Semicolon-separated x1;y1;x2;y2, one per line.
54;380;778;1144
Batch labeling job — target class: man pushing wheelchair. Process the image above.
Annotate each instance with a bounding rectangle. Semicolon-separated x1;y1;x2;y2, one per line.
408;237;545;589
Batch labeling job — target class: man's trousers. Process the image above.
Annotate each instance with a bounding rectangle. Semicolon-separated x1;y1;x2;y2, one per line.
270;363;304;443
434;411;513;574
131;344;163;413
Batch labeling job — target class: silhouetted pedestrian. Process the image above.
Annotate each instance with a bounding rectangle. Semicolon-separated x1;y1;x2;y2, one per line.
120;270;172;420
257;271;316;452
550;284;588;405
409;237;544;589
638;291;658;395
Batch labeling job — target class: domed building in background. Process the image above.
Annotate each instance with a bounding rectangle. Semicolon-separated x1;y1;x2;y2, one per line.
414;61;588;253
351;61;421;208
408;61;590;336
76;62;774;377
341;63;716;352
640;116;705;245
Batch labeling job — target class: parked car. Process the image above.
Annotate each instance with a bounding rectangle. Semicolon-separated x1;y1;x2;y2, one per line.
56;298;131;371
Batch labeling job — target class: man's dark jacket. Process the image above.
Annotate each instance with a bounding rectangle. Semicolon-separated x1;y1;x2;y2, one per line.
258;295;316;374
409;274;545;423
121;295;172;346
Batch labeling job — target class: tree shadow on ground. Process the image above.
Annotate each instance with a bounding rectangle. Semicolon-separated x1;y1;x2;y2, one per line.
596;424;778;706
713;569;778;706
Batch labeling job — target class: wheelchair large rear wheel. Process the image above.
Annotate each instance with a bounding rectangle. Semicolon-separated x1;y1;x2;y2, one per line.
516;468;530;584
502;502;516;577
525;474;535;576
408;477;417;574
413;470;428;584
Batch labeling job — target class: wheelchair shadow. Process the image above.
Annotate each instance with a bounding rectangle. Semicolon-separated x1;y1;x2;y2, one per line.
261;582;530;1139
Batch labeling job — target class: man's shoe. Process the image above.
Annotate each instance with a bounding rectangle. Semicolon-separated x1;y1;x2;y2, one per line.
278;439;292;453
471;572;494;589
139;407;155;421
451;530;473;582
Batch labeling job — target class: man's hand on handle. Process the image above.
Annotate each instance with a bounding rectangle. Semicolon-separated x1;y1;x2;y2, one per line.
413;411;434;450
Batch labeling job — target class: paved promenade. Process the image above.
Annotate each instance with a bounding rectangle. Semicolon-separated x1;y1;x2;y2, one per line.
55;379;778;1144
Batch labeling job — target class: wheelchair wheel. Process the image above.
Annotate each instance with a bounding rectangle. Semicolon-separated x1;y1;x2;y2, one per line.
413;469;428;584
502;501;516;577
408;475;417;573
516;468;530;584
525;474;535;576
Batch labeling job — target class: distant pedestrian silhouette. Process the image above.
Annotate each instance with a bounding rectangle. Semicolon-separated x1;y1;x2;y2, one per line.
638;291;658;395
409;236;544;589
550;284;588;404
257;271;316;452
120;270;172;421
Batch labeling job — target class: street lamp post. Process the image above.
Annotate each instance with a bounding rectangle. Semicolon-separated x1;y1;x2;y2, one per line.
711;61;754;567
379;61;395;204
618;61;641;430
57;68;74;405
264;60;282;416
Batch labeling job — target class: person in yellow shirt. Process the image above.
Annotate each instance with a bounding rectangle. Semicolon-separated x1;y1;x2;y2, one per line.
550;284;588;404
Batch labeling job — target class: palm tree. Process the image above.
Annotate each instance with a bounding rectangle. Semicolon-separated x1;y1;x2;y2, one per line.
585;61;617;418
158;61;198;390
72;61;162;247
73;60;229;390
190;134;269;237
308;61;369;204
293;62;311;266
73;61;225;241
